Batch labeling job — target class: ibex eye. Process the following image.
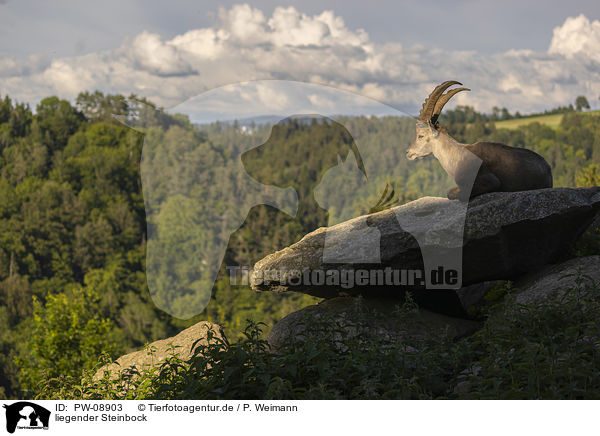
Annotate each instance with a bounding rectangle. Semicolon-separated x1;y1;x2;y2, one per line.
418;135;424;139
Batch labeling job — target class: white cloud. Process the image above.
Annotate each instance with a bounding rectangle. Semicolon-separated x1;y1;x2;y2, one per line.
549;14;600;63
170;28;226;60
0;54;49;77
127;31;192;76
268;6;330;47
218;3;267;45
0;4;599;115
41;59;97;96
0;57;22;77
307;93;335;109
254;82;290;110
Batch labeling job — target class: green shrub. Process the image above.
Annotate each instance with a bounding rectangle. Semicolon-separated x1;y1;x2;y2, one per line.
17;286;117;396
35;273;600;400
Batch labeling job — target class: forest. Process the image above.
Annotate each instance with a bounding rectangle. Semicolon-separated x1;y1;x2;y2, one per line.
0;91;599;398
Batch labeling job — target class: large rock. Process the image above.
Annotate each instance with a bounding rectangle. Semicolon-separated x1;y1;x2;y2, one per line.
512;255;600;307
93;321;226;381
455;280;505;317
585;210;600;235
453;256;600;318
267;297;481;351
252;187;600;300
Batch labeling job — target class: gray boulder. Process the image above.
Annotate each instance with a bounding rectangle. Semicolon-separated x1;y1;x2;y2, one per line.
585;210;600;235
512;255;600;307
455;280;505;317
252;187;600;301
266;297;481;351
93;321;226;381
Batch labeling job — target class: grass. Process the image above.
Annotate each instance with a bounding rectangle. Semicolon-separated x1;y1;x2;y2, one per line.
495;110;600;130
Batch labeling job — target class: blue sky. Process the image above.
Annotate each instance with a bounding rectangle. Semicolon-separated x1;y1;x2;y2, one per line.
1;1;599;115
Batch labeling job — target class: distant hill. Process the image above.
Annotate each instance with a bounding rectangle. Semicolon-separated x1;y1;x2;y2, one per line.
495;110;600;130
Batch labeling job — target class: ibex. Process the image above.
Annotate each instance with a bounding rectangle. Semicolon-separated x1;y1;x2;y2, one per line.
406;81;553;201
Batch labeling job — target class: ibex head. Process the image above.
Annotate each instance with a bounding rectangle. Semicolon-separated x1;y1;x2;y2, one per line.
406;81;470;160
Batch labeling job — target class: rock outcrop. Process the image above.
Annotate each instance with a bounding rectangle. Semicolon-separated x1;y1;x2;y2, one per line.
512;255;600;307
93;321;226;381
91;187;600;395
585;211;600;235
252;187;600;301
267;296;481;351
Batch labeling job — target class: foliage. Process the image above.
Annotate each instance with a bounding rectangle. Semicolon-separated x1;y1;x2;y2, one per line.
575;164;600;187
457;272;600;399
199;276;320;342
17;286;117;396
576;96;591;112
35;273;600;400
368;183;400;214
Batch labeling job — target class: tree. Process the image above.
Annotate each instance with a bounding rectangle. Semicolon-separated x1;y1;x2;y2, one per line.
17;286;116;394
575;164;600;187
7;102;32;137
34;97;84;152
575;96;590;112
491;106;500;121
76;91;128;121
0;95;12;124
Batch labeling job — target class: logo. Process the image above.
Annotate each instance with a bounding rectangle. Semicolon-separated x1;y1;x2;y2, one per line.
2;402;50;433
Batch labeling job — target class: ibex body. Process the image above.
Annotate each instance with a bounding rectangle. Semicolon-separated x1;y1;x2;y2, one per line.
407;81;553;201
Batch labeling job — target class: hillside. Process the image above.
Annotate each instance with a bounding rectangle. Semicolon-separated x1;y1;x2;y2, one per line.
494;110;600;130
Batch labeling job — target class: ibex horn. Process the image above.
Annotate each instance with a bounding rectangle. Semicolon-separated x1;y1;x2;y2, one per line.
418;80;462;123
431;87;470;125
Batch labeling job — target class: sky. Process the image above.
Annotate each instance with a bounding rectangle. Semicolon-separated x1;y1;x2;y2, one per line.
1;0;600;117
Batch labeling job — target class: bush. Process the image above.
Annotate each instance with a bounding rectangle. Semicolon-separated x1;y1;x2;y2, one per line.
17;286;117;396
33;276;600;400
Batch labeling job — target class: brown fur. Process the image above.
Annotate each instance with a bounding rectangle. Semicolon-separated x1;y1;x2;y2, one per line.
408;81;553;201
407;125;553;201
